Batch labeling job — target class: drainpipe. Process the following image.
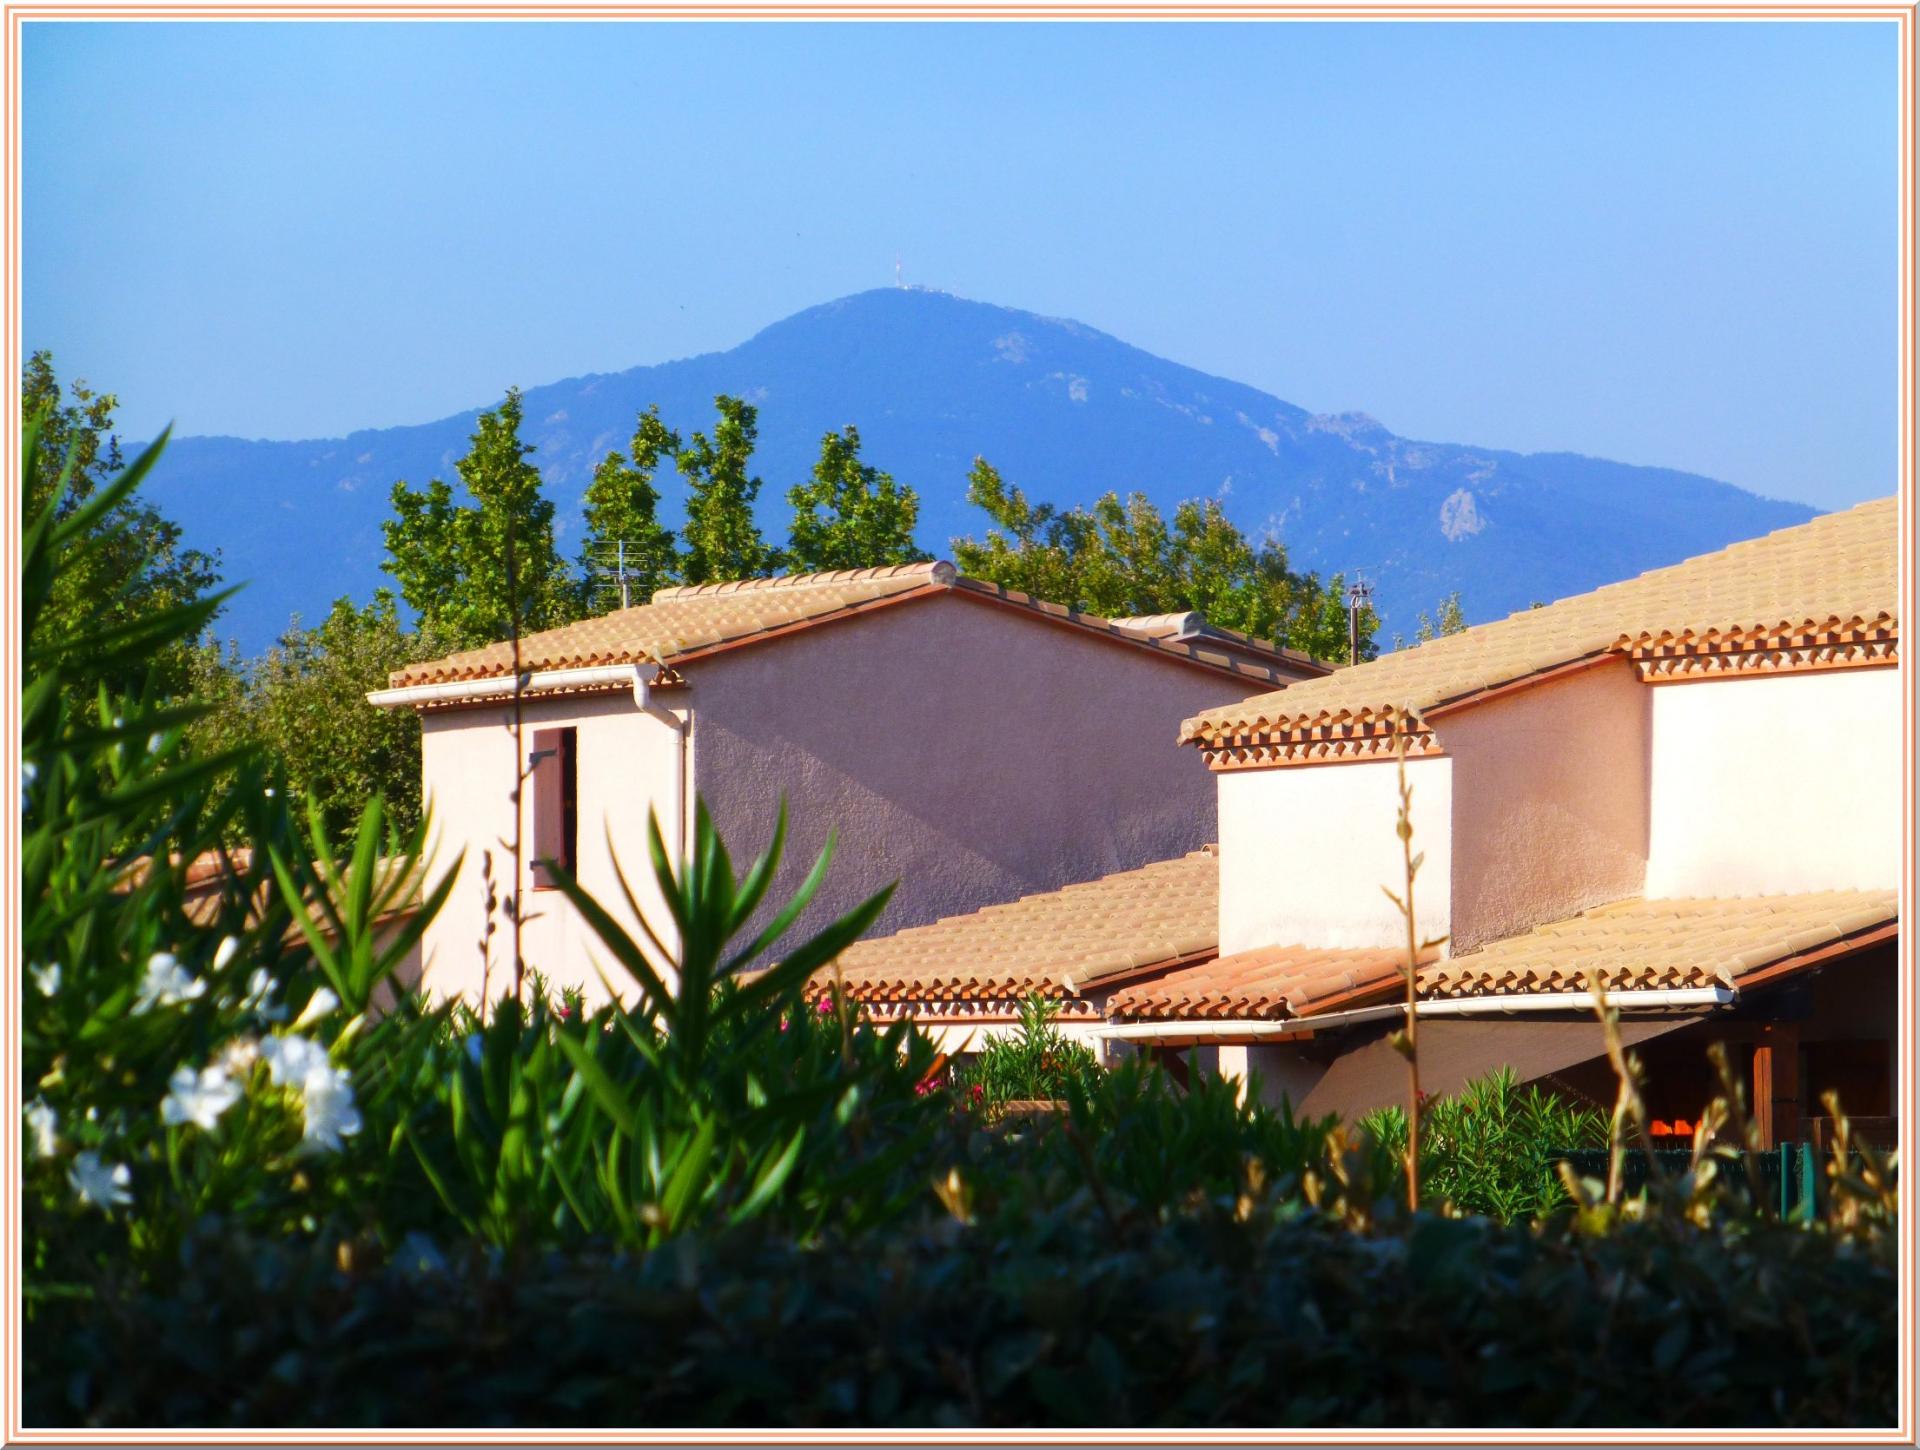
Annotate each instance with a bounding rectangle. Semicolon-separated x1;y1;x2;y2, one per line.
634;685;691;870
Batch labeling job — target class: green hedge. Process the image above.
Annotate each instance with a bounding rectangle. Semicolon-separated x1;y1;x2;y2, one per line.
32;1200;1897;1429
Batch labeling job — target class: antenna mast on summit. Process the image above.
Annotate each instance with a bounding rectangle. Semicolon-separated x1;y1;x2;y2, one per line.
894;254;903;288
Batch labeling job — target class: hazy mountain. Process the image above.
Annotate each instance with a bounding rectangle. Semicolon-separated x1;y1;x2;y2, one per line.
146;287;1817;654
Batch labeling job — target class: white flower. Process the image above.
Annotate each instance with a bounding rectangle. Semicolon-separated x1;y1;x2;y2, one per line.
292;987;340;1031
263;787;276;798
160;1064;242;1132
216;1036;261;1076
300;1063;361;1153
238;968;287;1023
30;961;61;997
214;935;242;972
68;1151;132;1212
259;1034;330;1088
133;952;206;1014
25;1099;58;1158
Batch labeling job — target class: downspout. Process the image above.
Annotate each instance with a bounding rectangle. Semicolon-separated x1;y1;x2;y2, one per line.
632;667;690;870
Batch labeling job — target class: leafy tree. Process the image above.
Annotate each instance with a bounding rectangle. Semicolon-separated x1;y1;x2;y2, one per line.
190;591;451;844
1393;591;1470;651
577;406;680;614
786;425;929;573
947;457;1098;606
675;394;781;584
384;389;575;649
21;352;223;705
952;457;1374;661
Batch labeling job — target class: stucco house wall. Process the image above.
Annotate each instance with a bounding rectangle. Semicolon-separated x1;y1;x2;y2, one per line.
1442;657;1652;953
693;591;1262;944
1645;667;1901;897
1215;755;1453;956
414;591;1283;1002
418;691;689;1004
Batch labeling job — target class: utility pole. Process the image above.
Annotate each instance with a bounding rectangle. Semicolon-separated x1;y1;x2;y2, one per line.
1346;575;1373;666
617;538;630;611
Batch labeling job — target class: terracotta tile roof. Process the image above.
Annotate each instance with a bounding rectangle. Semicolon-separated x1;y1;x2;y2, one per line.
391;563;951;686
816;849;1219;1003
389;563;1317;689
1104;941;1410;1021
1418;890;1899;999
1182;497;1898;749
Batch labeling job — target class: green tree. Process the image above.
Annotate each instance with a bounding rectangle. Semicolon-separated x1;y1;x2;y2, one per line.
383;388;574;648
577;406;680;614
948;457;1097;607
21;352;223;705
191;591;450;844
952;457;1373;660
675;395;781;584
1393;591;1470;651
786;425;929;573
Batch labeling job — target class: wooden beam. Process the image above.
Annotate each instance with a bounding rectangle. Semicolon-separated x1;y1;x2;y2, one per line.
1752;1038;1776;1151
1752;1023;1803;1150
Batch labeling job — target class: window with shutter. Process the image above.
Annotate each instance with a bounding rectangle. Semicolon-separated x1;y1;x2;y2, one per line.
530;727;577;888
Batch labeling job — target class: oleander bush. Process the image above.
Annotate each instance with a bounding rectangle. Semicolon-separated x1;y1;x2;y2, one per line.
1360;1066;1611;1221
952;992;1102;1112
21;420;1901;1429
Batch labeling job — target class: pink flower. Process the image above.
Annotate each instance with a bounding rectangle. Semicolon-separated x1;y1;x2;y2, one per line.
816;997;834;1017
915;1079;934;1097
778;1014;790;1033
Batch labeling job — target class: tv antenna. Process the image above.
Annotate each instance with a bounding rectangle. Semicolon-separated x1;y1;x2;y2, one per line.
583;540;641;610
1345;573;1374;666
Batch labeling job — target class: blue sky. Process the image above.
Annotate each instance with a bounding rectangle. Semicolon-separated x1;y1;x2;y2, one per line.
24;19;1898;510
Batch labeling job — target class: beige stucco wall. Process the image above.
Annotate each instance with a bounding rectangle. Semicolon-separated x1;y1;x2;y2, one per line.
1645;666;1900;897
1216;754;1453;955
1217;1041;1328;1112
1442;658;1651;952
690;592;1274;944
416;691;689;1005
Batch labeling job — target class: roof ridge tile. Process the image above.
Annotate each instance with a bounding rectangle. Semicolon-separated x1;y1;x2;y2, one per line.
650;560;956;601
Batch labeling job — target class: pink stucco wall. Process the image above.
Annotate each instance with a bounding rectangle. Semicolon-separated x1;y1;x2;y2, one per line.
1214;657;1646;960
1442;657;1651;953
417;691;688;1005
692;591;1275;945
412;593;1283;1001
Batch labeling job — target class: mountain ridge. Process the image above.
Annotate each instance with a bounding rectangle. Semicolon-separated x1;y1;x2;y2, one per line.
142;286;1819;654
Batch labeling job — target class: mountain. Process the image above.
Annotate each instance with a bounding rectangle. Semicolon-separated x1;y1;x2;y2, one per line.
146;287;1817;654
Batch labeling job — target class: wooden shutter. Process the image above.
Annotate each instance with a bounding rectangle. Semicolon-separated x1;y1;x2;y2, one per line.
530;728;569;888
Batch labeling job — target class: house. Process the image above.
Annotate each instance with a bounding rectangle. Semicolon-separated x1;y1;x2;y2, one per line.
829;500;1902;1146
368;561;1329;1003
